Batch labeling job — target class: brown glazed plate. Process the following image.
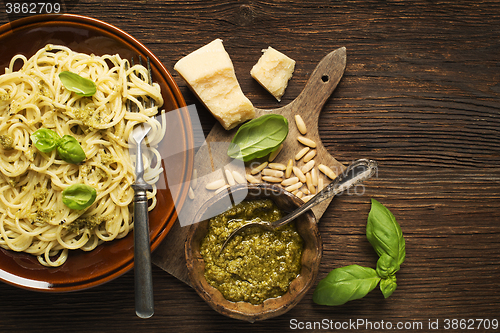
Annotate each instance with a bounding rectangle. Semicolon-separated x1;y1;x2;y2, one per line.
0;14;193;292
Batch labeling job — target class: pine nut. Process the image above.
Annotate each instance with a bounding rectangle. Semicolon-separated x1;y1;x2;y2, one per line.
302;194;314;203
232;170;246;184
188;186;195;200
301;160;315;174
281;177;299;186
215;184;230;195
191;169;198;188
206;179;226;190
303;149;316;163
285;159;293;178
268;162;287;171
225;169;235;186
302;186;310;195
251;162;268;175
268;144;283;162
295;191;304;198
306;172;316;194
311;168;318;186
318;176;324;191
318;164;337;180
292;166;306;183
246;173;260;184
297;136;316;148
285;182;303;192
295;147;310;161
262;176;283;183
294;114;307;135
262;168;284;178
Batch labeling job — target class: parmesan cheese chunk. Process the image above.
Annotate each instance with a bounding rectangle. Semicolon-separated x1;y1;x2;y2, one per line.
174;39;255;130
250;47;295;102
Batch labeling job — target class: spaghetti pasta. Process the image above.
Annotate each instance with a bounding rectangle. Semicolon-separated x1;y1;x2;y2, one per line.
0;44;165;267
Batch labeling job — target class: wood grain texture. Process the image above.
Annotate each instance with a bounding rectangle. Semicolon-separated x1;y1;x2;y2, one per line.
0;1;499;332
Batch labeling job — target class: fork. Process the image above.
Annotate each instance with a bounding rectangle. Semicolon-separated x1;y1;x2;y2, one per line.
129;56;154;319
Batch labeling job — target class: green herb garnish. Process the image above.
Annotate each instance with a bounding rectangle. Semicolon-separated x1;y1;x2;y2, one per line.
62;184;97;210
30;128;60;153
57;135;86;164
227;114;288;162
30;128;86;164
313;199;406;305
58;71;96;96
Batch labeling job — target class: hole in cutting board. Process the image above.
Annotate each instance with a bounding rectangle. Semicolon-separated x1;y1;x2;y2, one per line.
321;75;329;82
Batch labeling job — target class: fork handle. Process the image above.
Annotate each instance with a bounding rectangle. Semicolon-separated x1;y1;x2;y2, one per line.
133;187;154;318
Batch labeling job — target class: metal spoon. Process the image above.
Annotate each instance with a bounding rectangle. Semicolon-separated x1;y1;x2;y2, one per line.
131;123;154;319
220;159;378;252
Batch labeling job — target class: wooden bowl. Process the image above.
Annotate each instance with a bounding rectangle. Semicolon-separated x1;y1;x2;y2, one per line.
185;183;322;322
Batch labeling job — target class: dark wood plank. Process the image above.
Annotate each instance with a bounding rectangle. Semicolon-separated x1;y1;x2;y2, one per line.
0;0;499;331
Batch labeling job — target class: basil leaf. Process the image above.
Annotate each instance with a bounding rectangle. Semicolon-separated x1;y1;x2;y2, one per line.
62;184;97;210
367;199;406;269
313;265;381;306
57;135;86;164
30;128;61;153
380;275;397;299
376;253;400;279
227;114;288;162
58;71;97;96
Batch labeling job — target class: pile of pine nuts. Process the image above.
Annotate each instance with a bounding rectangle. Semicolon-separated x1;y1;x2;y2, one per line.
192;114;339;203
244;114;338;202
193;167;247;200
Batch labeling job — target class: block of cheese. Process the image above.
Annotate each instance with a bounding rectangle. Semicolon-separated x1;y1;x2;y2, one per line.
250;47;295;102
173;39;255;130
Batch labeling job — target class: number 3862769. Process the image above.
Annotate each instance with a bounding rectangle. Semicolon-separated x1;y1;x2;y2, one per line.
6;3;61;14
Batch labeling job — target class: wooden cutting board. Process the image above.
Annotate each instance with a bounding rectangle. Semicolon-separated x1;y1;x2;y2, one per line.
152;47;347;286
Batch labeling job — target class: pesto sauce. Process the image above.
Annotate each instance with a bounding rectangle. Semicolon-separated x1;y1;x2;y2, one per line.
0;134;14;150
200;199;304;305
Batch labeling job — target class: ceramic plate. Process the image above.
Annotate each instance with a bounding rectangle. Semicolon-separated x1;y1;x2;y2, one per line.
0;14;193;291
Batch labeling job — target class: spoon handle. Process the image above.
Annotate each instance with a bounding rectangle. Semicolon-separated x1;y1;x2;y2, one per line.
272;159;378;228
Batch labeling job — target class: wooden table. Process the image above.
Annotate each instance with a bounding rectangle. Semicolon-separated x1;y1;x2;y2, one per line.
1;1;499;331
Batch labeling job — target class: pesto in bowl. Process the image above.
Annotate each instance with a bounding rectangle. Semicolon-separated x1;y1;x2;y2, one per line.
185;183;322;322
200;199;303;305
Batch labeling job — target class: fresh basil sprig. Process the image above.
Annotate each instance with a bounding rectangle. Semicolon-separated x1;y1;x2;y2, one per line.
62;184;97;210
30;128;86;164
58;71;97;97
227;114;288;162
313;199;406;305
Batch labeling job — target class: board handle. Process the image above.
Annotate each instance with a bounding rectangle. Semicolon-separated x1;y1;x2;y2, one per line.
289;47;346;121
